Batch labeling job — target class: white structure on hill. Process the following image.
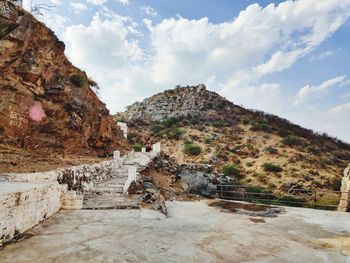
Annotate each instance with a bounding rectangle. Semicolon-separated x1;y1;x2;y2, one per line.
117;122;128;139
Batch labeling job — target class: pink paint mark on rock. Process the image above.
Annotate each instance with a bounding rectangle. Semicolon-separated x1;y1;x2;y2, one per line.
29;102;46;122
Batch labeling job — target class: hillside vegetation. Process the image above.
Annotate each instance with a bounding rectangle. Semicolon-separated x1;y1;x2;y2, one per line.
117;85;350;193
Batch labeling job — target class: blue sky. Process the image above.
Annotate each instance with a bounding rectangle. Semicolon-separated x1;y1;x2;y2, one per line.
24;0;350;142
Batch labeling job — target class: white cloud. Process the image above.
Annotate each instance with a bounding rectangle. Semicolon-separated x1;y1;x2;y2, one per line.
50;0;62;5
116;0;129;5
40;14;70;37
294;76;347;105
329;102;350;115
140;6;157;16
310;49;339;61
340;92;350;98
70;2;88;14
62;0;350;142
64;0;350;113
64;12;147;112
146;0;350;97
86;0;109;5
259;83;280;94
326;102;350;141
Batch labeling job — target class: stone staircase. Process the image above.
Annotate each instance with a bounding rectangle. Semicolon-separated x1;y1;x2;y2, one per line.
82;151;157;210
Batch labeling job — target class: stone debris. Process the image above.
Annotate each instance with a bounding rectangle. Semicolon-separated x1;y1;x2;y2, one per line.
150;153;235;197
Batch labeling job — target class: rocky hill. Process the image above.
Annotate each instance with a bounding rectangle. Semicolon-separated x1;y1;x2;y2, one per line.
118;85;350;193
0;1;128;173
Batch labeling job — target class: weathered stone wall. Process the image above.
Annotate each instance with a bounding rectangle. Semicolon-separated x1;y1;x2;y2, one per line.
1;159;124;193
0;182;66;247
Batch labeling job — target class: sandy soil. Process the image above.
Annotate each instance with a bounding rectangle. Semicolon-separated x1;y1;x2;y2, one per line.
0;144;109;174
1;200;350;262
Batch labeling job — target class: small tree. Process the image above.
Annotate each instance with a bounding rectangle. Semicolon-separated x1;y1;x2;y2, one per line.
163;117;178;128
132;143;143;152
222;164;241;179
70;74;86;87
281;135;299;146
151;124;164;134
168;128;184;140
262;162;283;173
265;146;278;154
184;141;201;156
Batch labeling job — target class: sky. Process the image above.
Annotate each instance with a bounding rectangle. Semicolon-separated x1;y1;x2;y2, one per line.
23;0;350;142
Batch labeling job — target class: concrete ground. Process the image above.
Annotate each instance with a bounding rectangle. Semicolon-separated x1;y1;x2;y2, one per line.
1;200;350;263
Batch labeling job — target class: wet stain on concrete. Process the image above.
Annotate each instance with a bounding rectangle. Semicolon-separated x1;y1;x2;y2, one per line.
208;200;285;217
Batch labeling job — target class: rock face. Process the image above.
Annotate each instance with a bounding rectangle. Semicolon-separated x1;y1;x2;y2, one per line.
120;84;239;123
179;169;216;197
0;1;128;158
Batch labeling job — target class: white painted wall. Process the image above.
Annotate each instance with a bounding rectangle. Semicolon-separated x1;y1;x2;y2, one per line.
0;182;66;247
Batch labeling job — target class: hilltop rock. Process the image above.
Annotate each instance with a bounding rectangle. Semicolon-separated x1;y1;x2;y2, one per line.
0;1;128;172
120;84;239;124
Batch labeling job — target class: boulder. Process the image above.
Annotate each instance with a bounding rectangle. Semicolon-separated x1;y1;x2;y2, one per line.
179;169;216;197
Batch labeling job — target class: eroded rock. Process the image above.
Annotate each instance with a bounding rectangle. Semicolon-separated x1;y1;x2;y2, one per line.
0;1;129;160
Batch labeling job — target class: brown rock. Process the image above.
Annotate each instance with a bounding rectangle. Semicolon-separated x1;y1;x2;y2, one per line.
0;1;129;169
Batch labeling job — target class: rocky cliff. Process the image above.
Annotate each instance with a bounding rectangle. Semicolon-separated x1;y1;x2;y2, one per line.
0;1;128;172
118;85;350;194
120;84;240;123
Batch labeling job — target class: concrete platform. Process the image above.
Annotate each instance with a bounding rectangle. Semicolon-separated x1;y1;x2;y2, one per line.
1;200;350;262
0;182;66;247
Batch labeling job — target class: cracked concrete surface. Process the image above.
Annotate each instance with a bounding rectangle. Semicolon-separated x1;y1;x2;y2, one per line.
1;201;350;262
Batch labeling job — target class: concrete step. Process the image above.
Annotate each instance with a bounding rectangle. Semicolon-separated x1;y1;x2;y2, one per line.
88;187;124;193
82;194;138;210
95;181;125;187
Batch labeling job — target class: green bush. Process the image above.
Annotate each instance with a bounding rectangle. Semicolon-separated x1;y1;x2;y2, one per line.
184;141;202;156
222;164;241;179
277;129;291;138
281;135;299;146
132;143;143;152
212;121;225;128
70;74;86;87
331;177;342;191
184;140;193;146
242;118;250;125
260;123;270;132
265;146;278;154
116;116;126;123
250;121;270;132
163;117;179;128
262;162;283;173
204;137;213;144
168;128;184;139
151;124;165;134
189;114;200;125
